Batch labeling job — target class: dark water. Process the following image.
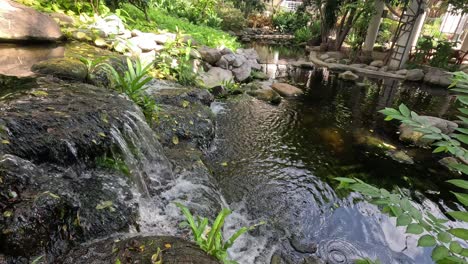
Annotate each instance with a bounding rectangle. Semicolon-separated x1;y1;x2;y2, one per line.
206;45;464;263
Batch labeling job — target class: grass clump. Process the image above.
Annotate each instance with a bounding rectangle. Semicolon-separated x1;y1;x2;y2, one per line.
175;202;264;264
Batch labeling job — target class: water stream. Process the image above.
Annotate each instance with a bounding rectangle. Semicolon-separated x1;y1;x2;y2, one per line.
203;44;465;263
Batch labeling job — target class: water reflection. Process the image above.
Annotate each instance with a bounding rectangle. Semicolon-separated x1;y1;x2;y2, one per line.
0;43;64;77
206;66;462;263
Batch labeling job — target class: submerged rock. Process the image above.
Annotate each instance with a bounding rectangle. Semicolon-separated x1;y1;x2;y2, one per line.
271;82;303;97
0;0;63;42
61;235;220;264
399;116;457;146
386;150;414;164
247;88;282;104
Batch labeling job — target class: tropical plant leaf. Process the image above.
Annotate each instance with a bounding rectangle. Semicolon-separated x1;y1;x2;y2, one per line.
417;235;436;247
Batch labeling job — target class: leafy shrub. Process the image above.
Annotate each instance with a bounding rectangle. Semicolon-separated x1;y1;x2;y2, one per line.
272;10;310;33
217;2;247;31
431;40;457;70
294;27;313;44
122;4;240;50
175;203;263;264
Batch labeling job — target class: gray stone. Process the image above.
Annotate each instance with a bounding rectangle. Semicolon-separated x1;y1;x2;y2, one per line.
386;150;414;164
118;29;132;39
406;69;424;81
216;56;229;69
338;71;359;81
396;69;408;75
129;36;157;52
49;12;74;26
199;47;222;65
236;48;259;61
423;67;453;87
326;51;345;59
0;0;63;42
90;14;125;35
349;63;367;68
131;29;143;37
271;82;303;96
365;66;379;71
200;67;233;88
249;59;262;70
370;60;384;67
232;62;252;82
324;58;337;63
220;47;234;55
379;66;389;72
152;34;170;44
319;54;330;60
399;116;458;146
233;54;247;67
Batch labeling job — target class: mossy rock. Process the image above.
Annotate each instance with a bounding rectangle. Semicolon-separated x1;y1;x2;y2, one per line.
31;58;88;81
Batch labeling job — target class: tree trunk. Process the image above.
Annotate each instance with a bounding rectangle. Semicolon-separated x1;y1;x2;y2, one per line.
362;0;385;58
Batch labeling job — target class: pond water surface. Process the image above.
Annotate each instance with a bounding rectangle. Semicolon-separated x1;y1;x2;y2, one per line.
205;44;465;263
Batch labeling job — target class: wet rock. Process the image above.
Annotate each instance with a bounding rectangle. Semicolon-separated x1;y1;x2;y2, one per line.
247;88;282;104
0;0;63;42
31;58;88;81
386;150;414;164
0;154;136;260
405;69;424;81
61;235;220;264
200;67;233;88
439;156;460;171
370;60;384;67
349;64;366;68
199;46;222;65
338;71;359;81
147;81;214;107
399;116;457;146
271;83;303;96
423;67;453;87
324;58;337;64
232;62;252;82
290;236;317;254
379;66;388;72
0;78;139;165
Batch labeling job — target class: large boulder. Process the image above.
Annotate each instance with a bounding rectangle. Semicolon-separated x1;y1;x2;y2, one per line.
399;116;458;146
198;47;222;65
200;67;233;88
61;235;220;264
405;69;424;81
271;83;303;97
0;0;63;42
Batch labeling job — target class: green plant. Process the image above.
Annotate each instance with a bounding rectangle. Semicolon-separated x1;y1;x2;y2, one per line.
217;2;247;31
294;26;313;44
221;79;240;93
335;72;468;264
96;155;130;176
79;56;109;82
175;203;263;264
103;58;158;123
431;40;456;70
272;10;310;33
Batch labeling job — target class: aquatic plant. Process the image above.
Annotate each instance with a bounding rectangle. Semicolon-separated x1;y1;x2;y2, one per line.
336;71;468;263
96;154;130;176
175;202;263;264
